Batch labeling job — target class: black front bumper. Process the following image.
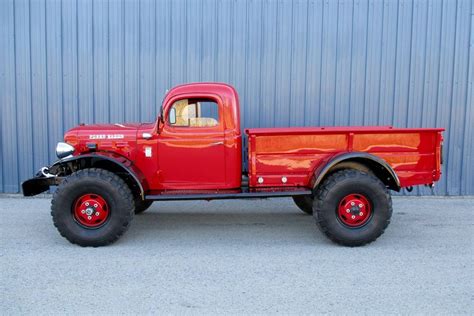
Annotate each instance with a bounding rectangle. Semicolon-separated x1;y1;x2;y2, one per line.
22;177;61;196
22;165;64;196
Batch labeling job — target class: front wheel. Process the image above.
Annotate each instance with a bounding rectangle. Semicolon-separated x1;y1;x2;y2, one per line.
51;168;135;247
313;169;392;247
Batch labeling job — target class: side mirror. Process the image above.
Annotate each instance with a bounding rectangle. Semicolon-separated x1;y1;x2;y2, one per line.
169;108;176;125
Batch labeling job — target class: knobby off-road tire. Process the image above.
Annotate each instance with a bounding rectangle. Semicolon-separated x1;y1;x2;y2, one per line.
313;169;392;247
51;168;135;247
134;199;153;214
292;196;314;215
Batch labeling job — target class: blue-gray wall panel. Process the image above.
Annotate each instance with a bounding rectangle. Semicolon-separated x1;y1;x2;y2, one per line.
463;7;473;195
1;0;17;193
30;0;49;176
1;0;472;195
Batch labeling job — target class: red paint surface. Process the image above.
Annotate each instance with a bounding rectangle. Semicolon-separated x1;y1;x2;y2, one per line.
62;82;444;193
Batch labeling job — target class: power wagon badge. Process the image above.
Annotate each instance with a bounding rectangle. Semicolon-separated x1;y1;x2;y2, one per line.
89;134;125;140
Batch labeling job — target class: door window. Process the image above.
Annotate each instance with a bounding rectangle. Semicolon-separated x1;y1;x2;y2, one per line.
168;98;219;128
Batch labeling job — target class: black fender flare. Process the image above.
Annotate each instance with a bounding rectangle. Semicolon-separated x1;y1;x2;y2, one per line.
50;153;148;199
311;152;401;192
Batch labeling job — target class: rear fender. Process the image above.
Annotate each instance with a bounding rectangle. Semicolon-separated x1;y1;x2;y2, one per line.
311;152;401;192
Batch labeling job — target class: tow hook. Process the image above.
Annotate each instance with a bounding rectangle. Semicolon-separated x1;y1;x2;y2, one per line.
40;167;56;178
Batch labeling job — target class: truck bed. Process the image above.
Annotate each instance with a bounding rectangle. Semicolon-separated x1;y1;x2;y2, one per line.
245;126;444;189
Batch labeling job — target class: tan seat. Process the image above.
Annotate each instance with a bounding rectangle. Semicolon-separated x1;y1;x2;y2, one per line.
188;117;218;127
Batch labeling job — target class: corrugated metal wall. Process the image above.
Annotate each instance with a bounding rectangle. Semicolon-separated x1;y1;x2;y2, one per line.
1;0;472;195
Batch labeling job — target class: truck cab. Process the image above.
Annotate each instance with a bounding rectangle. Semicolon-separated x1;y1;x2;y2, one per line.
139;83;242;191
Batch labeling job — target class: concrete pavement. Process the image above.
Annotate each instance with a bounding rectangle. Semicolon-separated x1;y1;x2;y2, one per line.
1;195;473;314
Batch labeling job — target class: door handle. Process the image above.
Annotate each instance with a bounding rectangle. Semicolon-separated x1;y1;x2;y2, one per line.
142;132;152;140
210;141;224;146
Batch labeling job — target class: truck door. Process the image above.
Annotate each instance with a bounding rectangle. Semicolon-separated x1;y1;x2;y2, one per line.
157;97;226;189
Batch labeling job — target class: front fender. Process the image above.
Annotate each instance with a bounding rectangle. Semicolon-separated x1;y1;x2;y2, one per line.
22;153;148;198
50;153;148;198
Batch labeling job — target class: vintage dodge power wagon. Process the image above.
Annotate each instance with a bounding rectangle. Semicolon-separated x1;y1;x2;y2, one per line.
23;83;444;247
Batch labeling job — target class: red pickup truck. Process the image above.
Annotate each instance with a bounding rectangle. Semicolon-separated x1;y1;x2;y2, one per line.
23;83;444;247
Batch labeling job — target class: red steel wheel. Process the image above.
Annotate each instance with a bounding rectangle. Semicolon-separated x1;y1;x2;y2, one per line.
73;193;110;228
337;193;372;227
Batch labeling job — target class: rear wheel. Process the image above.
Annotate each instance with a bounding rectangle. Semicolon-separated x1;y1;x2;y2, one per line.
292;196;313;215
51;168;135;247
313;169;392;247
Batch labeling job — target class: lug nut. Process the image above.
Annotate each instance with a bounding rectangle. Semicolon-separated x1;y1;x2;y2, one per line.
359;204;363;208
346;209;350;213
95;212;100;216
359;212;364;216
94;204;98;208
81;210;86;214
351;202;355;206
85;202;89;206
87;216;92;220
351;215;356;219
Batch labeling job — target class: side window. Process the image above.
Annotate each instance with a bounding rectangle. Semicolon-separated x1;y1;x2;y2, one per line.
168;98;219;128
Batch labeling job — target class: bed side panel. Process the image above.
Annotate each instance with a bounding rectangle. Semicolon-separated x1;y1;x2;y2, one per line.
248;129;442;188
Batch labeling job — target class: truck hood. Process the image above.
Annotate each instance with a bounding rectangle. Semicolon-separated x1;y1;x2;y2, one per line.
65;123;144;160
69;123;142;132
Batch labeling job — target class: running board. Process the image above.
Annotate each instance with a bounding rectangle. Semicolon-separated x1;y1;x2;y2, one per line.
145;188;312;201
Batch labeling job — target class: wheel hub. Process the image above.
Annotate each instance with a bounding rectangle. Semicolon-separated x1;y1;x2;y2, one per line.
74;194;109;228
337;194;371;227
85;207;94;216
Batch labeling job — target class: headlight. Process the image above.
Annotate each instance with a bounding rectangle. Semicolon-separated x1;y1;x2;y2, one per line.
56;142;75;158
